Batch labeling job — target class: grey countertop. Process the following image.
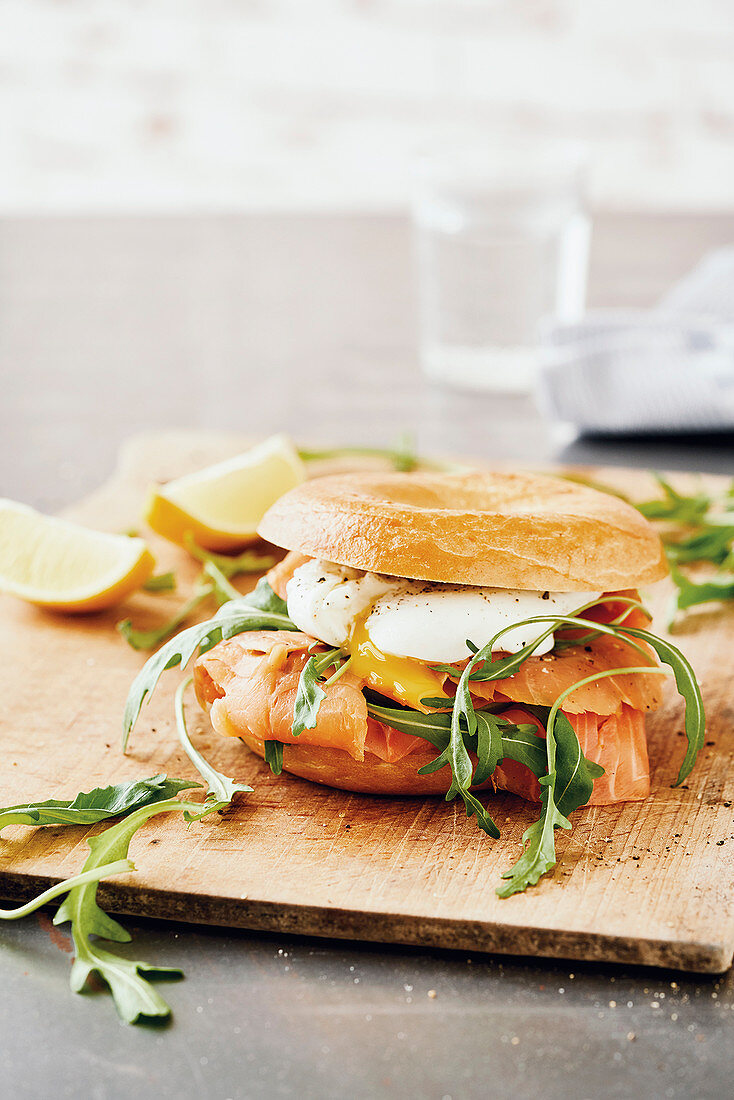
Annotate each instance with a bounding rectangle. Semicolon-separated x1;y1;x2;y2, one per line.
1;212;733;1099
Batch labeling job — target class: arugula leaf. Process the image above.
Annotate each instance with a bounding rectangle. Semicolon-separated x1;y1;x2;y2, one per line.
263;740;284;775
53;795;218;1024
0;860;134;920
367;693;601;865
433;607;697;896
322;667;611;896
183;533;276;577
369;697;595;795
498;725;549;777
174;678;251;817
426;645;502;838
567;471;734;627
433;604;582;679
117;582;214;651
666;526;734;566
119;532;281;651
392;434;419;472
496;779;570;899
202;560;241;606
367;698;537;841
366;698;541;763
669;568;734;618
553;712;605;817
410;766;491;837
142;572;177;592
436;607;654;686
641;481;734;627
242;578;289;616
619;626;706;785
636;474;711;525
298;434;419;472
122;598;295;748
558;473;633;503
455;789;500;836
432;648;520;680
551;597;651;653
365;698;452;750
0;775;197;833
473;601;650;679
496;712;602;898
544;659;669;795
496;661;672;898
298;433;467;473
292;648;342;736
473;712;505;786
418;696;457;710
2;758;244;1022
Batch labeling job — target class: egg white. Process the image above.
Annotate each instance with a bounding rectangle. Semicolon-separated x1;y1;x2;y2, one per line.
285;560;600;664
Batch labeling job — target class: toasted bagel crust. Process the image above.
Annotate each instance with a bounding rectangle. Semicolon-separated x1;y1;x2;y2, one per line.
238;730;492;795
257;470;667;591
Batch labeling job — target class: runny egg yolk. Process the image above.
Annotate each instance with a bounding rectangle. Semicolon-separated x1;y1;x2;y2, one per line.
347;616;448;711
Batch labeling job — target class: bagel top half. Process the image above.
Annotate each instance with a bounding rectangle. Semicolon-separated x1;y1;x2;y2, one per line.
257;469;667;592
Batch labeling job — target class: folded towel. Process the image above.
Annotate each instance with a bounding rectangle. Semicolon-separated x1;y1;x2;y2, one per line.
537;248;734;434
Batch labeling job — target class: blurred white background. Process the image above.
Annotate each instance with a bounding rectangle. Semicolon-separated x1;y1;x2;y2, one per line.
2;0;733;213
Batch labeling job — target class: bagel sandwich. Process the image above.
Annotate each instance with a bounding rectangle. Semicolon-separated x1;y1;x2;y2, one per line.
192;469;676;805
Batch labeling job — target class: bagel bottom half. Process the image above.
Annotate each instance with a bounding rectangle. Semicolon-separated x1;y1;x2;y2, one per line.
238;730;494;796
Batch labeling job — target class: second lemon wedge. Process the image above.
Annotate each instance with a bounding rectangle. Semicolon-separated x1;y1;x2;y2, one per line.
144;433;306;551
0;500;154;612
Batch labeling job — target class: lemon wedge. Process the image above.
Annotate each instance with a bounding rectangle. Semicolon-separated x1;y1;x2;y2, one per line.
144;433;306;551
0;500;155;612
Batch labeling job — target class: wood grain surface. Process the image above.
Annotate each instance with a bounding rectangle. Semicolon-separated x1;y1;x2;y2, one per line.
1;433;732;972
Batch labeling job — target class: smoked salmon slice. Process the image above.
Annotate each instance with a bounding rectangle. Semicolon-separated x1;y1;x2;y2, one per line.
195;632;428;765
194;631;369;760
492;704;650;804
460;632;662;716
363;718;426;764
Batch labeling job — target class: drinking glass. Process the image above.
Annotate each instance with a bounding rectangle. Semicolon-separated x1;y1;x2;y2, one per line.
412;143;590;393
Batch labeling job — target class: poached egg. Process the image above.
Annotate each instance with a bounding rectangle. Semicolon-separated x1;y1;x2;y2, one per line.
285;559;601;709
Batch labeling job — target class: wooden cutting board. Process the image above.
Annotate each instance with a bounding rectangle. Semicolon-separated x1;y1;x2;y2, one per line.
1;432;733;973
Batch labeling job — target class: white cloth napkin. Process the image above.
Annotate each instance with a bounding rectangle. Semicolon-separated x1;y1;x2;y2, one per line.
536;248;734;434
